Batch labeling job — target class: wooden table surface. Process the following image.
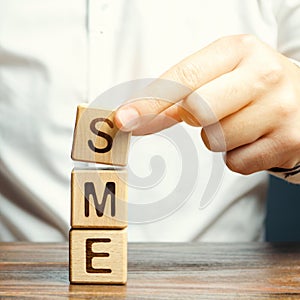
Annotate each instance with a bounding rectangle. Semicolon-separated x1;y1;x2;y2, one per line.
0;242;300;299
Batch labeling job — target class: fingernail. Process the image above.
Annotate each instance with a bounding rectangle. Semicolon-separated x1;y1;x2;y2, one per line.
116;107;140;131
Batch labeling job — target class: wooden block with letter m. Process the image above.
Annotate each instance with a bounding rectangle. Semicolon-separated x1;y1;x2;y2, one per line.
71;168;127;229
71;104;131;166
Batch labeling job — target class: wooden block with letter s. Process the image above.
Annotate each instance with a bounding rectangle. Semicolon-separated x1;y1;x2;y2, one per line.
71;168;127;229
71;104;131;166
69;229;127;284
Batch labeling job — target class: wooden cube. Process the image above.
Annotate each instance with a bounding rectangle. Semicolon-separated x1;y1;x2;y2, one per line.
69;229;127;284
71;104;131;166
71;168;127;229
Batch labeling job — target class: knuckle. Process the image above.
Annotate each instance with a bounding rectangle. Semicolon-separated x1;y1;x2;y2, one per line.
236;34;258;47
257;62;284;86
272;90;297;119
217;34;257;48
145;98;170;115
216;34;259;60
174;62;201;90
275;101;295;119
224;34;259;50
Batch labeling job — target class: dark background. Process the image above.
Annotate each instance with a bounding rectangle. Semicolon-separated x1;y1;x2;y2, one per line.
266;175;300;241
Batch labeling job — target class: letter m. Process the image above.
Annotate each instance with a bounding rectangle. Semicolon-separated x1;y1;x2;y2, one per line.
84;182;116;217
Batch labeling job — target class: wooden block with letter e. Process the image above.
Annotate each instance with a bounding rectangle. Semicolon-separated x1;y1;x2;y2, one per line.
71;168;127;229
69;229;127;284
71;104;131;166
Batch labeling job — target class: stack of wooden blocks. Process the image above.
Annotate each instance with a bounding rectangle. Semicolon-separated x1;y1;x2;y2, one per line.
69;104;131;284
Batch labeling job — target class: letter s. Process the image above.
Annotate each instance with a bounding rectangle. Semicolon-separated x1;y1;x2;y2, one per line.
88;118;114;153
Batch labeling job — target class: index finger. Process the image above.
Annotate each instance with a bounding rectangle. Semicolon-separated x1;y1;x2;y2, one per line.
115;35;246;131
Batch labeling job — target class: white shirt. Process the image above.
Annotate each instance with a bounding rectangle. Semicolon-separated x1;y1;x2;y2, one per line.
0;0;299;241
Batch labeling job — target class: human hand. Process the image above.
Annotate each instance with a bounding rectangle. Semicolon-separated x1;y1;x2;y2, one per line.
115;35;300;182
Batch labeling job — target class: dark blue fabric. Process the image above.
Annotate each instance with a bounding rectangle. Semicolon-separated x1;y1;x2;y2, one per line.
266;176;300;241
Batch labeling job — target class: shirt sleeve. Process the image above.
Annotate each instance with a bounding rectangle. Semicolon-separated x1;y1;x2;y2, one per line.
275;0;300;61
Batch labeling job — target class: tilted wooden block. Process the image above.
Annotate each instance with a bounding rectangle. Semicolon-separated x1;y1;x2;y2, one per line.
69;229;127;284
71;104;131;166
71;168;127;229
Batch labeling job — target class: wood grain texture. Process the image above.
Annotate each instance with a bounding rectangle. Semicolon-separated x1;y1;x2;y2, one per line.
71;168;127;229
71;104;131;166
1;242;300;299
69;229;127;284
